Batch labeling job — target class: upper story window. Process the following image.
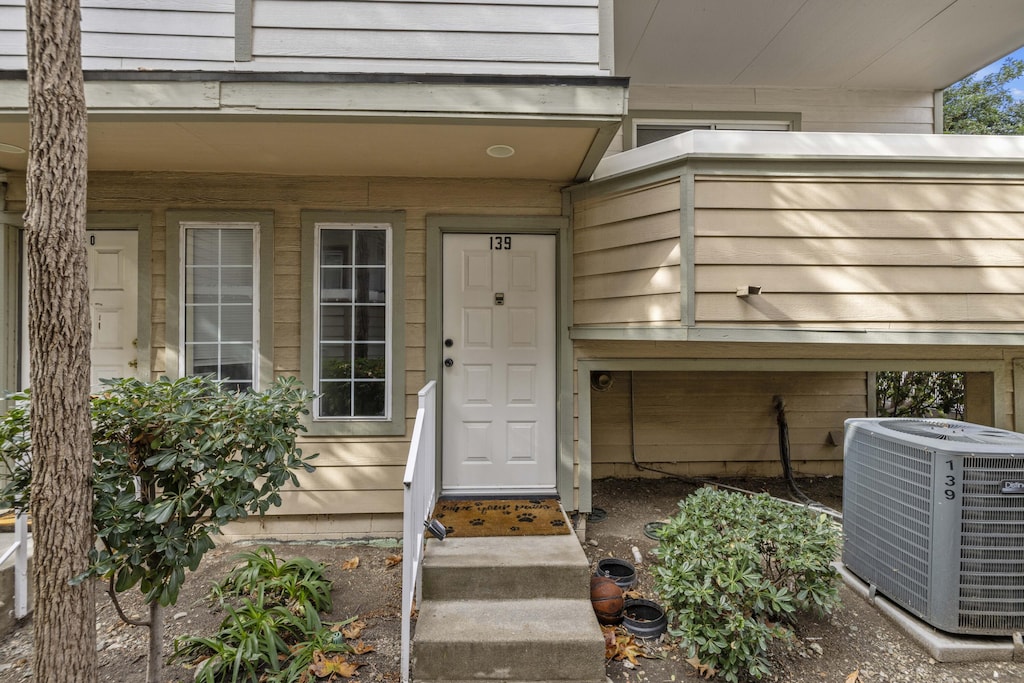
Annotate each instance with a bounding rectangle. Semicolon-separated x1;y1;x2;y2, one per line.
627;112;799;149
181;223;258;392
314;224;390;419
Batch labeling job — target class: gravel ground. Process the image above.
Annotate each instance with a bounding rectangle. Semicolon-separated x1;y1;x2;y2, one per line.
1;476;1022;683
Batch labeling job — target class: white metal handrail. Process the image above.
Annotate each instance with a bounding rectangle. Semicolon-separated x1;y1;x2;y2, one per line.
401;381;437;683
0;510;29;620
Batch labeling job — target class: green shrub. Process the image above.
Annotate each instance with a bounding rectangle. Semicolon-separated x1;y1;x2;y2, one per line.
0;375;317;682
653;487;841;682
173;546;354;683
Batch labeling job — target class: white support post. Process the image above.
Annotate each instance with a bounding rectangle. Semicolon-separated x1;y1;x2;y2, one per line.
14;510;27;619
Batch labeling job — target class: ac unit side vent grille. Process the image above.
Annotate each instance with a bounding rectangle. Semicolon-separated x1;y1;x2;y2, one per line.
843;429;933;616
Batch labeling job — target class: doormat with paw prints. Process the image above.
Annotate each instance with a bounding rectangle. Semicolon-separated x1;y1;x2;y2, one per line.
430;498;571;537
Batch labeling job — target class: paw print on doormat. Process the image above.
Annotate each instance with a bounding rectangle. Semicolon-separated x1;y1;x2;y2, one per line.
509;526;520;532
469;518;485;526
517;513;536;523
550;519;565;527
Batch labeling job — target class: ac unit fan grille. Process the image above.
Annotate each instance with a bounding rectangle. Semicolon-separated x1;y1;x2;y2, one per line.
880;419;1024;446
958;457;1024;633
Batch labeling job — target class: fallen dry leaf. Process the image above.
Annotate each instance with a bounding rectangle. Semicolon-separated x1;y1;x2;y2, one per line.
623;589;643;600
351;639;375;655
845;669;860;683
341;556;360;571
384;554;402;568
342;620;366;639
310;651;363;679
685;656;716;679
601;625;651;665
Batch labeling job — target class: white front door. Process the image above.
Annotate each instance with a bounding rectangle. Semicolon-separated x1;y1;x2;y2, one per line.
20;230;139;390
87;230;139;389
442;233;557;494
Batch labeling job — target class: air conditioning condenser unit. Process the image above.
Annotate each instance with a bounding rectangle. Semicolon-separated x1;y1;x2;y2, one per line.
843;418;1024;636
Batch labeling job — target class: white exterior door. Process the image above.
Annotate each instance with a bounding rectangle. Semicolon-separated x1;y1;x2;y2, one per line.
442;233;557;494
20;230;139;390
87;230;139;389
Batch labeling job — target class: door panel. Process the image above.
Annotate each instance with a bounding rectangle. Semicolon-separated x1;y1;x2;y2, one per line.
20;230;139;390
442;233;556;494
88;231;139;389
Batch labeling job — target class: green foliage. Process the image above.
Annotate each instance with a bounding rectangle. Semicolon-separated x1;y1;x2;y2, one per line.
876;371;964;419
211;546;333;616
944;58;1024;135
0;375;316;607
172;547;353;683
653;488;841;683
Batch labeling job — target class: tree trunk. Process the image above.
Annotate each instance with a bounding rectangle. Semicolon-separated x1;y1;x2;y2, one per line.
148;602;164;683
24;1;96;681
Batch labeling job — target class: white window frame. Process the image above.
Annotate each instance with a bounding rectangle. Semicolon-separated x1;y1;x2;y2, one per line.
179;221;260;391
312;222;393;421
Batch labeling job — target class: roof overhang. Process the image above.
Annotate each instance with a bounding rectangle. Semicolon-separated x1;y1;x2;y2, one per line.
0;72;629;182
616;0;1024;89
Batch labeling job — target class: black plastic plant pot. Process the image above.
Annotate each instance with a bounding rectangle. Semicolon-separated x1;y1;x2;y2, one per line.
622;599;668;639
595;557;637;590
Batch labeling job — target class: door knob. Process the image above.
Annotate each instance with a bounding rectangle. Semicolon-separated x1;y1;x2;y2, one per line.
444;358;454;368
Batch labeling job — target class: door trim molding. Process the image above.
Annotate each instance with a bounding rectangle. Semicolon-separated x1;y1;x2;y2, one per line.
426;215;572;504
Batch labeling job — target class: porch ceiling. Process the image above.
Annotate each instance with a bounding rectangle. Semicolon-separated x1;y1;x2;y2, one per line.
0;117;602;180
0;76;627;181
616;0;1024;89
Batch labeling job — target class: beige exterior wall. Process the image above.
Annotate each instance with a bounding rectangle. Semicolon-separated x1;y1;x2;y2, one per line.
694;176;1024;330
590;369;867;479
567;166;1024;501
572;340;1020;493
572;179;681;325
5;171;564;537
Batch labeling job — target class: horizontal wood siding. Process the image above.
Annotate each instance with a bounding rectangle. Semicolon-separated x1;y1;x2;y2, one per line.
590;370;867;479
5;170;563;519
250;0;600;74
693;176;1024;329
0;0;602;74
573;180;682;325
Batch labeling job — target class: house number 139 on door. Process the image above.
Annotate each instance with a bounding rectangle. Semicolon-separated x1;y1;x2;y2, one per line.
490;235;512;250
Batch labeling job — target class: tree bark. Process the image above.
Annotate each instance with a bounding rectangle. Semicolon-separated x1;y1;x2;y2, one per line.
24;1;97;681
148;602;164;683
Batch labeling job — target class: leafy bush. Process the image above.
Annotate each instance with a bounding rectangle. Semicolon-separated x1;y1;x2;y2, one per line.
876;371;964;419
653;487;841;682
173;547;355;683
0;375;316;606
0;375;317;682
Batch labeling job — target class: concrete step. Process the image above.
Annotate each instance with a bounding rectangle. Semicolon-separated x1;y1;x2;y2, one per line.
412;597;606;683
421;534;592;601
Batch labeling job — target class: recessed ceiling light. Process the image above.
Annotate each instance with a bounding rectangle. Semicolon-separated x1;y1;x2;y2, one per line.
0;142;26;154
486;144;515;158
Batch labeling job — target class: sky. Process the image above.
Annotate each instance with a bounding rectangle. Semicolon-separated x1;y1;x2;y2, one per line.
971;45;1024;99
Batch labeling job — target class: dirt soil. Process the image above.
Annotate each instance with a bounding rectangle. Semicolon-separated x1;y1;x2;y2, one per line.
0;477;1022;683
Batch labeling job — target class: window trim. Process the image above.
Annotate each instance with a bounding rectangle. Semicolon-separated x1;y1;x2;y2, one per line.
180;221;260;391
312;222;392;421
625;110;801;149
301;210;406;436
165;211;274;390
